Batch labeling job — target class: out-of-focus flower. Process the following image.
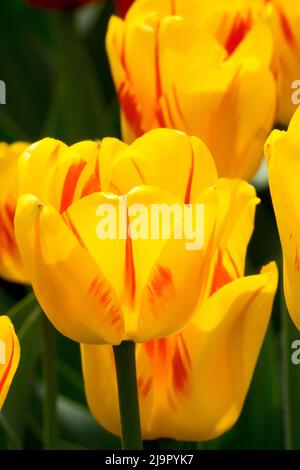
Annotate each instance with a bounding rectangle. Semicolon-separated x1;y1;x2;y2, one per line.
106;0;276;180
0;142;29;284
81;178;278;441
265;105;300;330
15;130;235;345
268;0;300;126
26;0;100;9
114;0;135;18
0;316;20;409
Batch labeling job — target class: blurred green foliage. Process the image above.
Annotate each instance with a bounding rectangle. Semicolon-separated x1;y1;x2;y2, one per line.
0;0;296;451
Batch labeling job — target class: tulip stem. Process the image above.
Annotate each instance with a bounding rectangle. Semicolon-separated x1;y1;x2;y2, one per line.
113;341;143;450
42;315;58;450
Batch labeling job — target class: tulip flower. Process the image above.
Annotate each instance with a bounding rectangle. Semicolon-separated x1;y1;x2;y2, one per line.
81;179;278;441
114;0;134;18
106;0;276;180
15;129;236;345
265;105;300;330
0;142;30;284
0;316;20;409
268;0;300;127
26;0;100;9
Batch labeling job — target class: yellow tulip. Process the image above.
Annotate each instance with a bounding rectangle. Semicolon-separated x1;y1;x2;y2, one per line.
0;142;30;283
0;316;20;409
81;179;278;441
106;0;276;180
265;105;300;330
15;129;237;345
268;0;300;126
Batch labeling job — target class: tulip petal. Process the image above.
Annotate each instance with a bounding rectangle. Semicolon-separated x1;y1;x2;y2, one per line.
110;129;217;202
15;195;125;344
265;124;300;329
212;179;259;283
81;263;277;441
141;262;278;441
0;142;29;283
0;316;20;409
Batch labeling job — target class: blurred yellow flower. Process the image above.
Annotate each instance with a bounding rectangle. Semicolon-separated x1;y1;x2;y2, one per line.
0;316;20;409
268;0;300;126
15;129;240;345
0;142;30;283
106;0;276;180
266;105;300;330
81;178;278;441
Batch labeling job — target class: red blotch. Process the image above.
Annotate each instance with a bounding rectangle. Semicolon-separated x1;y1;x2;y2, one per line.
88;277;123;329
172;341;190;393
0;205;18;257
210;250;233;295
118;82;144;138
147;265;173;307
60;160;87;213
279;10;295;46
81;157;101;198
224;13;252;55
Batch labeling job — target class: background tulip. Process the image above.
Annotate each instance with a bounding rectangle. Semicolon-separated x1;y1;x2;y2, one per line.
114;0;134;18
0;316;20;409
265;106;300;330
15;130;229;345
0;142;29;284
269;0;300;126
81;179;278;441
106;0;276;180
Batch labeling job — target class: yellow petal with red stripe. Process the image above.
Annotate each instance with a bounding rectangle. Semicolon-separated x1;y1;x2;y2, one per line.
81;262;277;440
265;107;300;330
0;316;20;409
110;129;217;202
0;142;29;283
14;195;125;344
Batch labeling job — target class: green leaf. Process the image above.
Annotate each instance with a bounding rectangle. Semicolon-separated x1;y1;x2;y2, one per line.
6;291;37;330
43;14;113;144
2;306;42;447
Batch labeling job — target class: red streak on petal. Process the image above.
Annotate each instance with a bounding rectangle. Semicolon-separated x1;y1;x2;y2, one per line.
147;265;173;307
0;334;14;396
118;82;144;138
125;213;136;308
88;277;123;329
60;160;87;213
210;250;233;295
172;342;189;392
224;13;252;55
62;210;86;249
81;157;101;198
170;0;176;15
0;205;18;257
184;144;195;204
172;84;189;130
130;158;146;184
154;21;166;127
279;10;295;46
141;377;152;399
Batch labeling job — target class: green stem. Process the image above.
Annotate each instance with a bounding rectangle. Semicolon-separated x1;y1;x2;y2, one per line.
113;341;143;450
42;315;58;450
